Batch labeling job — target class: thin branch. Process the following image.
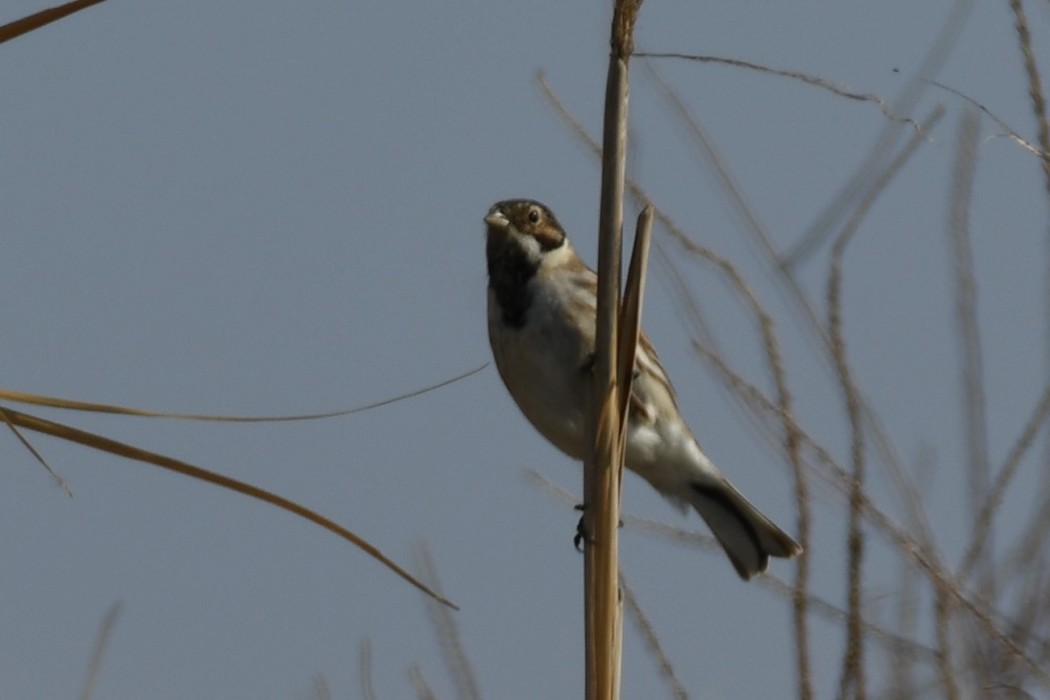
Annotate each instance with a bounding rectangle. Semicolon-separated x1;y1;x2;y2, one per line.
525;468;942;665
928;80;1049;159
946;109;994;607
360;640;377;700
1;403;72;496
636;51;922;132
416;545;480;700
0;363;488;423
78;602;121;700
620;574;689;700
828;183;868;700
407;665;439;700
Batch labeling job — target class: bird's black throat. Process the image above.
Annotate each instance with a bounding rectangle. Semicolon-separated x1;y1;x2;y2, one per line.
486;236;540;329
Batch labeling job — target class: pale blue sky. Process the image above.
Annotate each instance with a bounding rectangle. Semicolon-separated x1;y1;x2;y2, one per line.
1;1;1046;698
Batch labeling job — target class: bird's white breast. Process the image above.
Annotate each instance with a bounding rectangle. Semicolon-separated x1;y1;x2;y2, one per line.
487;276;591;459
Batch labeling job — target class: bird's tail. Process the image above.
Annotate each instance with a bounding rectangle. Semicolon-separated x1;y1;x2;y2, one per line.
688;478;802;580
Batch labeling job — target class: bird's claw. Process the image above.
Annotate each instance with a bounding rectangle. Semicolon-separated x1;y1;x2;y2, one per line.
574;503;590;551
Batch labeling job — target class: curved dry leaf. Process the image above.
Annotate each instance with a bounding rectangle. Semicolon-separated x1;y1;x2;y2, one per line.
0;0;106;45
1;405;457;609
0;363;487;423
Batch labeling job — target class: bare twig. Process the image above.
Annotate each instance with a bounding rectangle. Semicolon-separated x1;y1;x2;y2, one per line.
783;0;974;266
360;640;377;700
636;51;921;132
966;384;1050;579
620;574;689;700
946;109;993;605
0;363;488;423
828;185;868;700
927;80;1049;159
78;602;121;700
416;545;480;700
407;665;439;700
313;675;332;700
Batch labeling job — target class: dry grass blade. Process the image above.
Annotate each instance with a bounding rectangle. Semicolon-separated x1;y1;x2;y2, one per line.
927;80;1048;159
1;405;72;495
526;468;944;665
620;574;688;700
0;0;105;44
636;52;921;132
0;363;487;423
313;675;332;700
0;405;457;609
965;384;1050;578
415;544;480;700
407;665;439;700
947;109;992;593
360;641;377;700
617;206;653;432
827;256;866;700
78;602;121;700
782;0;974;267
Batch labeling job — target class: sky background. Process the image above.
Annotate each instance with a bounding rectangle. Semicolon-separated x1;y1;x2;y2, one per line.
1;1;1048;698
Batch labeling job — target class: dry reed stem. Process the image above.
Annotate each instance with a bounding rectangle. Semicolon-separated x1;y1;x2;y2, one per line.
78;602;121;700
415;545;481;700
828;200;868;700
620;574;689;700
585;3;645;697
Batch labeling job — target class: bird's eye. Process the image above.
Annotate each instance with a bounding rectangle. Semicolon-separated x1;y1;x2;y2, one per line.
527;207;541;224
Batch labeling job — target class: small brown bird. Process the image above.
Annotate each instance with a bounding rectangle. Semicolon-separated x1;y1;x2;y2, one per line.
485;199;801;579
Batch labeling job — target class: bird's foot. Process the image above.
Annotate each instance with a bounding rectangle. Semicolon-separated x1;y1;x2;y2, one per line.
573;503;590;551
572;503;623;550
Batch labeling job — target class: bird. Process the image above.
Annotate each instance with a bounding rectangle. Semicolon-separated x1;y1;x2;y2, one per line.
484;198;801;580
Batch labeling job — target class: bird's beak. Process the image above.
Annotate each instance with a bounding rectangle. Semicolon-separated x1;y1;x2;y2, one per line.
484;208;509;229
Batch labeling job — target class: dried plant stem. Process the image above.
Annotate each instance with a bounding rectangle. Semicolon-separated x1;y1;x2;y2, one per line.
359;641;377;700
415;545;481;700
659;227;813;699
829;214;867;700
620;574;689;700
78;602;121;700
407;665;438;700
585;3;643;698
0;405;455;609
934;584;961;700
1008;0;1050;589
947;109;991;597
